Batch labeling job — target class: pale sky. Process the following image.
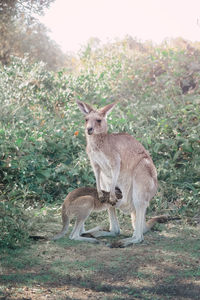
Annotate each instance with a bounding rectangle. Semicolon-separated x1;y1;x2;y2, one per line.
39;0;200;53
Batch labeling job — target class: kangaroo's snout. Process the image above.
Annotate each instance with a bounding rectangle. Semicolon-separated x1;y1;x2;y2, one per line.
87;127;94;135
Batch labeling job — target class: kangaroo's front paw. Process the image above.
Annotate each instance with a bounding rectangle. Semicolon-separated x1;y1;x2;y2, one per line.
99;196;106;203
98;191;105;203
109;194;117;206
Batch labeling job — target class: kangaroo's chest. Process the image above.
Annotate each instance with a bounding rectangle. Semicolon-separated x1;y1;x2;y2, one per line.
88;149;111;173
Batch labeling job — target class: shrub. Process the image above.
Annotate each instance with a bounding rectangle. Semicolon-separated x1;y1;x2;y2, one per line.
0;40;200;222
0;201;29;249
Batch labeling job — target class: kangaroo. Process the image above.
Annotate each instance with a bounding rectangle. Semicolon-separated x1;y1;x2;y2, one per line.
52;187;122;243
52;186;166;244
76;100;158;246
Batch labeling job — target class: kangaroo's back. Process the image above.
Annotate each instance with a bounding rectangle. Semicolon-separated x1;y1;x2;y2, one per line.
103;132;151;161
65;187;98;204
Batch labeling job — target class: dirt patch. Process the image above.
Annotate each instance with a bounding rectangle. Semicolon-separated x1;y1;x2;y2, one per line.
0;211;200;300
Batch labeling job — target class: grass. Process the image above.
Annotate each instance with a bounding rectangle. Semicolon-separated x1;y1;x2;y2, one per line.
0;207;200;300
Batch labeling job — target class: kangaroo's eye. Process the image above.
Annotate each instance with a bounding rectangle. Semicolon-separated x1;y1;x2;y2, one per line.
96;119;101;124
85;118;88;122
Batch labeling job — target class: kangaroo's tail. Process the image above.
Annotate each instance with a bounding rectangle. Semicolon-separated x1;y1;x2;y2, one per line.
143;215;180;234
51;205;70;240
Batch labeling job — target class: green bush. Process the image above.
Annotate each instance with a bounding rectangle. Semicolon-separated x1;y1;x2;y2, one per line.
0;40;200;228
0;201;29;249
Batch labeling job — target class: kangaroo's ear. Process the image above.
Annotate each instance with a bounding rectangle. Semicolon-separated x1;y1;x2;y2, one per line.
99;102;116;118
76;100;94;115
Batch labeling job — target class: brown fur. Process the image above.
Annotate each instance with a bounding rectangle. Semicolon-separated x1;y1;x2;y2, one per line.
52;187;122;243
52;186;166;244
76;100;158;246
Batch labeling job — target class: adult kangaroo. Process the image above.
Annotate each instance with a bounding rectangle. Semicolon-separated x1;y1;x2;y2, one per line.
76;100;158;246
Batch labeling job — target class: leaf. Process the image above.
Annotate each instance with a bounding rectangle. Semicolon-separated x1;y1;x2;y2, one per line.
147;137;151;145
182;141;193;153
16;138;23;147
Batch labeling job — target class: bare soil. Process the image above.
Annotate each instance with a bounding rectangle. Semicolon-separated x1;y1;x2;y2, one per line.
0;210;200;300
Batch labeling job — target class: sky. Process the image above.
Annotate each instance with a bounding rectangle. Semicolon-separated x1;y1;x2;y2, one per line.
38;0;200;53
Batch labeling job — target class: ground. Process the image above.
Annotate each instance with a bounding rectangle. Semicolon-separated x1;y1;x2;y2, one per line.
0;208;200;300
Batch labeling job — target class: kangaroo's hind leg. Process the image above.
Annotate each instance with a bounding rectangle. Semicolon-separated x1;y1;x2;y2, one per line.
117;160;157;247
86;206;121;238
70;215;100;243
69;196;100;243
51;200;71;240
52;213;70;240
118;201;148;247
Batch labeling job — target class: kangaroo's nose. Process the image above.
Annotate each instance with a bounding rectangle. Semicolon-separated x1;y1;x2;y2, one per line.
87;127;94;135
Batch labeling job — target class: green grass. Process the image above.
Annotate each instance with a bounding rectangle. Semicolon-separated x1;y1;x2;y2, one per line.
1;217;199;299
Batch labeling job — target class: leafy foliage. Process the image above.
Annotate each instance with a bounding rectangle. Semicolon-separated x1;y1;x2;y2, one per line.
0;38;200;248
0;0;54;17
0;201;29;248
0;0;75;70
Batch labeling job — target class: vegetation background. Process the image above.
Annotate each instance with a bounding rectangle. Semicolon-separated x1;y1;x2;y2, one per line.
0;1;200;299
0;0;199;249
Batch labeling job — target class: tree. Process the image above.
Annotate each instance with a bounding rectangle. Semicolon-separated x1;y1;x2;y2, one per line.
0;0;54;18
0;0;56;66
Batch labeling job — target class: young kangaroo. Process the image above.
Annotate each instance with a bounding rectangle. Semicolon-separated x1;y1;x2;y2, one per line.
52;187;122;243
52;186;166;244
76;100;158;246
